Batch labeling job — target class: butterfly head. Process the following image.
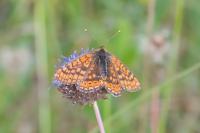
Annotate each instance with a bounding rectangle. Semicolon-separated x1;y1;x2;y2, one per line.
95;48;109;57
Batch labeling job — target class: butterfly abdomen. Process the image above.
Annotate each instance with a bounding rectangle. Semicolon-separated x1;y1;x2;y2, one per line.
94;49;110;79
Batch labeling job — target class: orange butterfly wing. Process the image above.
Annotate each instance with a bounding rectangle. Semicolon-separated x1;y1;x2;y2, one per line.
54;53;93;85
77;59;103;92
103;62;122;96
111;56;141;92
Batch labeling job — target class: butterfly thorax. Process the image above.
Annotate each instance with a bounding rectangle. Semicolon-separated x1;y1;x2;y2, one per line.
94;49;110;80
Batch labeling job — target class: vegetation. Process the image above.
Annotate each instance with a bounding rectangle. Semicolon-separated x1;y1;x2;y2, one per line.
0;0;200;132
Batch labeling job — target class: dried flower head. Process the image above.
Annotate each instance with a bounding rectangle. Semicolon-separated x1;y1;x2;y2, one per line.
57;84;107;105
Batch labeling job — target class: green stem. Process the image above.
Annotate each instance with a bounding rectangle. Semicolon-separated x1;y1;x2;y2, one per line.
159;0;185;132
34;0;51;133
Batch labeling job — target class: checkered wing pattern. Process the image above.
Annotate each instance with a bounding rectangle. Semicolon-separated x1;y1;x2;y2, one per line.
54;53;93;85
104;62;122;96
111;56;141;92
77;60;103;92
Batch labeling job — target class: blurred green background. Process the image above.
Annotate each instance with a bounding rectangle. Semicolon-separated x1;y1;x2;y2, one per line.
0;0;200;133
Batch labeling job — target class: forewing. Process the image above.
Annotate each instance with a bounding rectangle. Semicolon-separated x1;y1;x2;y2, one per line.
54;53;93;85
77;60;103;92
111;56;141;92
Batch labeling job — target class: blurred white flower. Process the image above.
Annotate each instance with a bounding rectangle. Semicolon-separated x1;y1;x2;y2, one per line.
0;46;33;75
138;29;171;65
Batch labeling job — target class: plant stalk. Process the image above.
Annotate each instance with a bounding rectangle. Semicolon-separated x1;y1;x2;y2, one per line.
93;101;105;133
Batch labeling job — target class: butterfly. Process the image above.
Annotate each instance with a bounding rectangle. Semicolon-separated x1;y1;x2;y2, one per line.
53;48;140;104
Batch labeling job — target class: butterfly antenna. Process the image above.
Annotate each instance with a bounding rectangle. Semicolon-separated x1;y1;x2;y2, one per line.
102;30;121;45
83;28;121;46
84;28;101;46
